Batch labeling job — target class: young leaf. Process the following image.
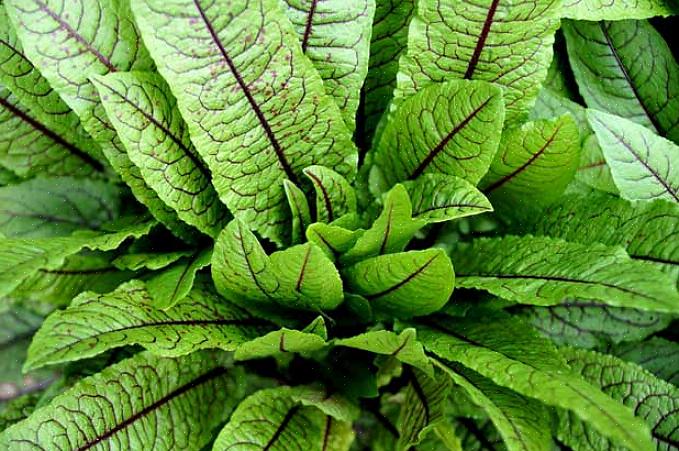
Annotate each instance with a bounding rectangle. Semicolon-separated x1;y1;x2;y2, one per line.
343;249;454;318
480;115;581;214
588;110;679;203
234;317;327;362
112;251;193;271
280;0;375;130
563;20;679;143
394;0;560;123
146;249;212;309
132;0;358;244
454;235;679;312
373;80;504;188
24;280;271;371
0;176;125;238
304;165;357;224
306;222;365;259
612;337;679;386
557;347;679;451
561;0;679;21
284;180;312;245
0;351;245;451
92;72;230;238
403;174;492;223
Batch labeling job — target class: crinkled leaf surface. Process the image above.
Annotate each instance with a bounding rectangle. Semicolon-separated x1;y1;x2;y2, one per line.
132;0;358;244
284;180;311;245
561;0;679;21
0;351;244;451
146;249;212;309
112;251;193;272
0;306;43;385
306;222;364;259
304;165;357;224
234;316;327;361
612;337;679;386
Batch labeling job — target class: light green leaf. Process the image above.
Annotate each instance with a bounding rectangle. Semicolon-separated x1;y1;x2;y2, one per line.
24;280;271;371
612;338;679;386
112;251;193;271
557;347;679;451
395;0;560;123
306;222;364;259
304;165;357;224
343;249;454;318
373;80;504;188
335;328;434;376
575;133;619;194
4;0;194;241
132;0;357;244
93;72;230;238
564;20;679;143
588;110;679;203
0;351;245;451
454;235;679;312
480;115;580;214
146;249;212;309
418;320;655;451
318;417;355;451
284;180;312;245
235;316;327;362
562;0;679;21
403;174;492;223
0;176;125;238
280;0;375;130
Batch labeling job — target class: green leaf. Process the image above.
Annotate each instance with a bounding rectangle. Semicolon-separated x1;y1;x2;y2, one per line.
454;235;679;312
564;20;679;143
0;392;41;431
395;0;560;123
418;319;655;451
112;250;193;271
92;72;231;238
479;115;580;214
284;180;312;245
435;362;552;451
403;174;492;223
561;0;679;21
588;110;679;203
0;306;43;385
146;249;212;309
0;165;18;186
306;222;364;259
280;0;375;130
557;347;679;451
575;133;620;195
334;328;434;376
373;80;504;188
24;280;270;371
0;176;125;238
343;249;454;318
132;0;357;244
612;337;679;386
304;165;357;224
0;351;245;451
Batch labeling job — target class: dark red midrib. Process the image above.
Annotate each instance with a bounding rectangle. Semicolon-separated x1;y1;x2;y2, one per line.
378;204;394;254
301;0;319;52
483;127;561;194
599;22;664;137
365;253;439;300
76;367;227;451
409;98;492;180
263;405;300;450
192;0;299;185
307;171;334;222
34;0;117;73
0;96;104;172
463;0;501;80
405;366;430;423
101;81;211;178
321;416;333;451
0;38;33;64
295;245;312;291
167;252;203;304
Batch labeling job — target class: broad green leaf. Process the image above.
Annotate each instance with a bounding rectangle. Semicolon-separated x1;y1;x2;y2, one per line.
341;185;425;266
397;369;451;450
0;306;43;385
562;0;679;21
280;0;375;130
319;418;355;451
24;280;270;371
112;250;193;271
0;218;155;299
575;133;619;194
0;176;125;238
564;20;679;143
612;337;679;386
373;80;504;188
284;180;312;245
454;235;679;312
304;165;357;224
334;328;434;376
435;361;552;451
516;301;673;349
132;0;358;244
479;115;580;214
234;317;327;362
0;4;105;175
418;320;655;451
0;351;245;451
403;174;492;223
359;0;415;145
557;348;679;451
306;222;364;259
4;0;194;241
588;110;679;203
93;72;230;238
395;0;561;123
343;249;454;318
146;249;212;309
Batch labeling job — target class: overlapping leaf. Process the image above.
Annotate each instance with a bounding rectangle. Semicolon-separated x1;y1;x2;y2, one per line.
235;317;327;361
0;306;44;385
612;337;679;386
561;0;679;21
145;249;212;309
304;165;357;224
